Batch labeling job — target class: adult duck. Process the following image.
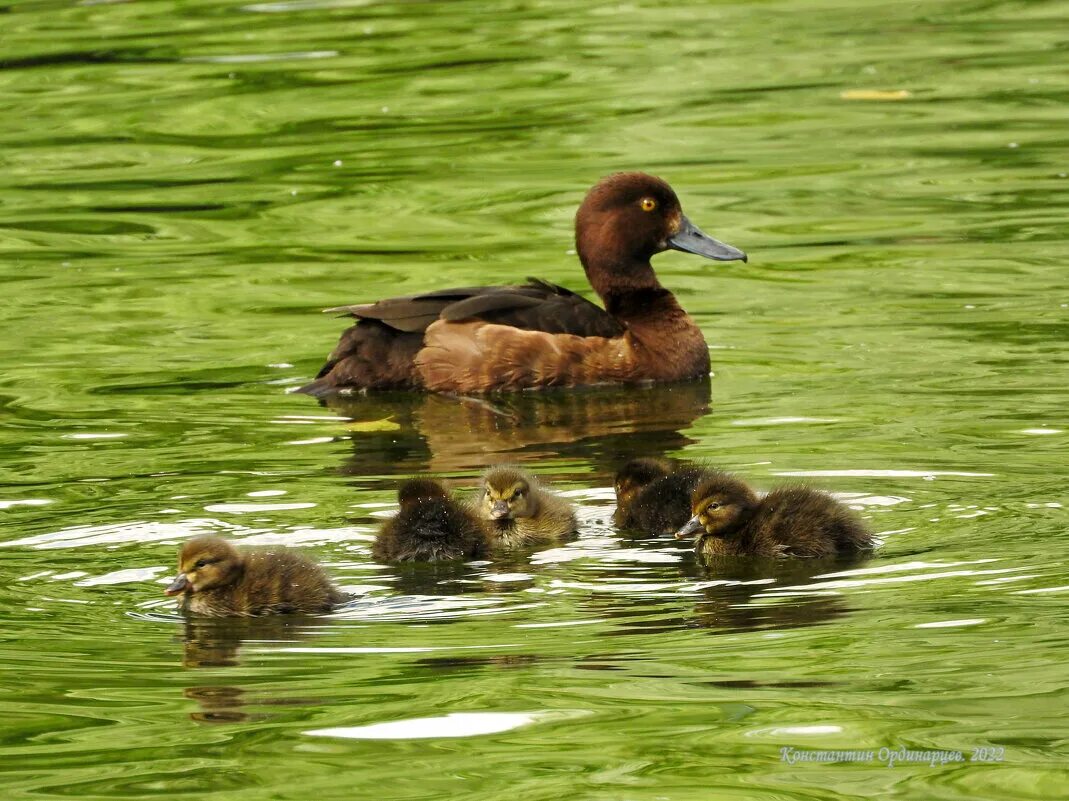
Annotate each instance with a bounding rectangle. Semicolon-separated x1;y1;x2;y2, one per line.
298;172;746;395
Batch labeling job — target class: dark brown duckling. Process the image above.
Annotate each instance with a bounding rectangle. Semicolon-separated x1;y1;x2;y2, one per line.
165;536;345;617
298;172;746;395
475;466;578;548
613;457;712;535
675;476;875;558
373;478;489;562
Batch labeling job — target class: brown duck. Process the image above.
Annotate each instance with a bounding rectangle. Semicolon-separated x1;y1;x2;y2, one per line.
299;172;746;395
373;478;489;562
676;475;875;558
613;457;712;535
476;466;577;548
165;536;345;617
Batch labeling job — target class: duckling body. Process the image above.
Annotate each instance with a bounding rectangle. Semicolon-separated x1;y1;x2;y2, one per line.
476;466;577;548
613;458;711;535
373;479;488;562
677;477;874;559
165;536;345;617
299;172;746;395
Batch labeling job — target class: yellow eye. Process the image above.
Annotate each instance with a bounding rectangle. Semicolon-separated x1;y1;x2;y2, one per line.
640;197;657;212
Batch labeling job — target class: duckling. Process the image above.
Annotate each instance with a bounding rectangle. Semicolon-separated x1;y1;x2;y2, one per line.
298;172;746;395
675;476;875;558
476;466;577;548
613;458;712;535
373;478;489;562
165;536;345;617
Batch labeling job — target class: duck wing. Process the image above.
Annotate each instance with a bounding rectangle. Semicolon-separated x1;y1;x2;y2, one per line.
300;280;625;395
328;279;624;338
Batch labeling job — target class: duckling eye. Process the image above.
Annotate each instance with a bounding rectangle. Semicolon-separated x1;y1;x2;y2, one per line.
511;489;524;501
194;558;209;569
639;197;657;212
706;502;721;511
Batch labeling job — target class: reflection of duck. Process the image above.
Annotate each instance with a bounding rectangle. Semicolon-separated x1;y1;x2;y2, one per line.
328;379;711;474
299;172;745;395
477;466;577;548
165;536;345;617
613;458;712;535
676;476;875;558
373;479;488;562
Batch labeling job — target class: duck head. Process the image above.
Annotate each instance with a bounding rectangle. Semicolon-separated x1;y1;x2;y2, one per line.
614;457;673;507
398;478;449;509
675;474;758;543
575;172;746;296
480;466;539;521
165;536;243;596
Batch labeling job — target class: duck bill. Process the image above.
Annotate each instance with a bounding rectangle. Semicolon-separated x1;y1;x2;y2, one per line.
674;516;705;540
668;215;747;262
165;573;190;596
490;501;511;520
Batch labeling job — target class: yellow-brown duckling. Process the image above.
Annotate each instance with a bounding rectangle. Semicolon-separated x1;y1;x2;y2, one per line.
613;457;712;535
476;466;577;548
373;478;489;562
165;536;345;617
675;475;874;558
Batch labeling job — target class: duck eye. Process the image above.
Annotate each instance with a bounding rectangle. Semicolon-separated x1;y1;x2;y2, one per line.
511;489;524;500
639;197;657;212
194;558;209;569
706;503;721;511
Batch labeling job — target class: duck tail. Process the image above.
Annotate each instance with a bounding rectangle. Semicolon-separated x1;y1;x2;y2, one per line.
295;373;341;398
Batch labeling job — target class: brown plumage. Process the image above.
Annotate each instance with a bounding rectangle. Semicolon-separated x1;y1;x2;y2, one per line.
613;458;712;535
475;466;578;548
165;536;345;617
373;478;489;562
676;476;875;559
299;172;746;395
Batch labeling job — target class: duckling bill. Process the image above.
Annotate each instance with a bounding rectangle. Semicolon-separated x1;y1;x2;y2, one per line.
166;536;345;617
373;478;489;562
675;476;875;559
476;466;577;548
299;172;746;395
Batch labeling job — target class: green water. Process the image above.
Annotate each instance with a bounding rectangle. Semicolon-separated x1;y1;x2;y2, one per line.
1;0;1067;798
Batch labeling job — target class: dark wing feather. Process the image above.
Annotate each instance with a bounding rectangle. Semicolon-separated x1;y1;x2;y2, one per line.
326;280;624;339
440;292;543;322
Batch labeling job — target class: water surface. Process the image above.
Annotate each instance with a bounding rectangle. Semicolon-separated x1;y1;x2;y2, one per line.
1;0;1067;799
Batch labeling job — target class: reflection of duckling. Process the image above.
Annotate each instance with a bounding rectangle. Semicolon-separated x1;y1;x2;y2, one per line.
165;536;345;617
373;479;488;562
676;475;874;558
477;466;577;548
613;458;710;535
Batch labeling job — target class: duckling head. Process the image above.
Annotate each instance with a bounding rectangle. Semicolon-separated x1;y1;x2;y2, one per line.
575;173;746;295
165;536;243;597
398;478;449;509
480;466;538;521
675;474;758;543
614;458;672;507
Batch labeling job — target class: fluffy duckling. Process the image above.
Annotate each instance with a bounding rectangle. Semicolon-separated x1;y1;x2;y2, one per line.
675;475;874;558
165;536;345;617
476;466;577;548
613;457;711;535
373;478;489;562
